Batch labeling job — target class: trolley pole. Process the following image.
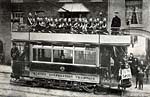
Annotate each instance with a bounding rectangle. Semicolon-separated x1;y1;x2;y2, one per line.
28;24;31;72
99;29;101;85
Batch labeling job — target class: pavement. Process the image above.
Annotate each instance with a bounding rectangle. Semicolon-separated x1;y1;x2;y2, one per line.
0;64;150;96
0;64;11;73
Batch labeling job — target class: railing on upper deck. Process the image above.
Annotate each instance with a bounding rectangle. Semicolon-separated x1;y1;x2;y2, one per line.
11;23;126;35
12;32;131;46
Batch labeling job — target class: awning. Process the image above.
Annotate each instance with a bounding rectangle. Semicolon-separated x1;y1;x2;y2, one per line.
58;3;89;12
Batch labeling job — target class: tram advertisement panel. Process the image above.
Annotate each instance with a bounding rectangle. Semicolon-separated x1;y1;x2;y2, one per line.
30;71;100;83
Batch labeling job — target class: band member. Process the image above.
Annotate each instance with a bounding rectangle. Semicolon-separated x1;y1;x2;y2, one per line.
27;12;35;26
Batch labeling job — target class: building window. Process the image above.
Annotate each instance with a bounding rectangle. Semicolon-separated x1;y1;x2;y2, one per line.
12;12;24;23
125;0;142;26
11;12;25;32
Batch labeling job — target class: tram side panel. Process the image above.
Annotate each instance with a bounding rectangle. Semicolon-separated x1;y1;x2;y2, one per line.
29;44;100;84
11;41;100;84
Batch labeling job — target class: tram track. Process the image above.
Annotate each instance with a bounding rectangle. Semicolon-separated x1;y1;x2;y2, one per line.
0;73;121;97
0;87;58;97
0;79;88;97
0;80;55;96
0;73;57;97
0;83;96;97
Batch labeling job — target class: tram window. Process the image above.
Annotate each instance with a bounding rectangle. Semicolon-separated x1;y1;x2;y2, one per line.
33;48;51;62
53;49;73;63
74;50;96;65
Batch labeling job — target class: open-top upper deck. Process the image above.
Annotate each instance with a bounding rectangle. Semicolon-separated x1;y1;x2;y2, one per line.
12;32;131;46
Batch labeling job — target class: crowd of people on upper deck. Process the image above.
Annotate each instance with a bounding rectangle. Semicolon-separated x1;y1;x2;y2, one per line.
11;12;122;35
27;12;108;34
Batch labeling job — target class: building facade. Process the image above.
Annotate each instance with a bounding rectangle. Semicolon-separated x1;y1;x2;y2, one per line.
0;0;11;64
109;0;150;60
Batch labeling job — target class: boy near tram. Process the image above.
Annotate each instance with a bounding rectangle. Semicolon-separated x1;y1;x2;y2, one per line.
135;66;140;88
138;68;144;90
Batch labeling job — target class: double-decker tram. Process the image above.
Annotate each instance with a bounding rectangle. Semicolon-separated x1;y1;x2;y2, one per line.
11;32;132;92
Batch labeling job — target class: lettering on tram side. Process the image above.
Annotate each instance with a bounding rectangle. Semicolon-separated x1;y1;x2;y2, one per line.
30;71;99;83
48;73;73;78
75;76;95;80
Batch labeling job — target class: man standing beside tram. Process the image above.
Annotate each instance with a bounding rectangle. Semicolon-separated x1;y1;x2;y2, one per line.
11;43;20;61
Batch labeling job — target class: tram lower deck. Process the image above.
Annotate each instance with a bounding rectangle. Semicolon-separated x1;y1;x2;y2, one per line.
11;33;132;92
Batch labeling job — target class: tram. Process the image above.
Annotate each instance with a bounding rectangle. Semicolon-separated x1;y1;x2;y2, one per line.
11;32;132;92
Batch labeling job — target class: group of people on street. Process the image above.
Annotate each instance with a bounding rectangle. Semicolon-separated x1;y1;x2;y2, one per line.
117;53;150;90
128;53;150;90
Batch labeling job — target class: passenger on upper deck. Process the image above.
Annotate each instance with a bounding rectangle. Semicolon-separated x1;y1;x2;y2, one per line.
111;11;121;35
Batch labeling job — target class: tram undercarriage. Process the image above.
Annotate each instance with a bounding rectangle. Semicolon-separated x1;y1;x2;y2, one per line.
10;75;97;93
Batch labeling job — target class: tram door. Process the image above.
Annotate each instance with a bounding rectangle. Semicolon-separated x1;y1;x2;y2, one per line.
100;46;127;87
100;46;111;85
0;40;4;64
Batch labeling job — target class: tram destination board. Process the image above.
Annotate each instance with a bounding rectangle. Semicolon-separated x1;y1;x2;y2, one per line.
30;71;100;83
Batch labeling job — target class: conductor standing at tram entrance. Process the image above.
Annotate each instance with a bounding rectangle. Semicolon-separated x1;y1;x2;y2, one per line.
111;11;121;35
11;43;19;61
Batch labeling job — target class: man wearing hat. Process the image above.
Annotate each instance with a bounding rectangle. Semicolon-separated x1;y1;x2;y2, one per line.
111;11;121;35
11;43;20;60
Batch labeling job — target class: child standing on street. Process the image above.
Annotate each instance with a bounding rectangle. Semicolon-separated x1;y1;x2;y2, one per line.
138;68;144;90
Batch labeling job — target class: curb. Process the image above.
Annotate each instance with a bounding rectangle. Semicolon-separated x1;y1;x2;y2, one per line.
0;71;11;74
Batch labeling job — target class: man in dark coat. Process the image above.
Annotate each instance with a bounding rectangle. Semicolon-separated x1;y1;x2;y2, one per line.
128;53;135;75
138;68;144;90
111;12;121;35
135;66;140;88
11;43;20;60
144;64;150;83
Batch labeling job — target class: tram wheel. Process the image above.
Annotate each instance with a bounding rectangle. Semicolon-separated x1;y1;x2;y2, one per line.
82;86;94;93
